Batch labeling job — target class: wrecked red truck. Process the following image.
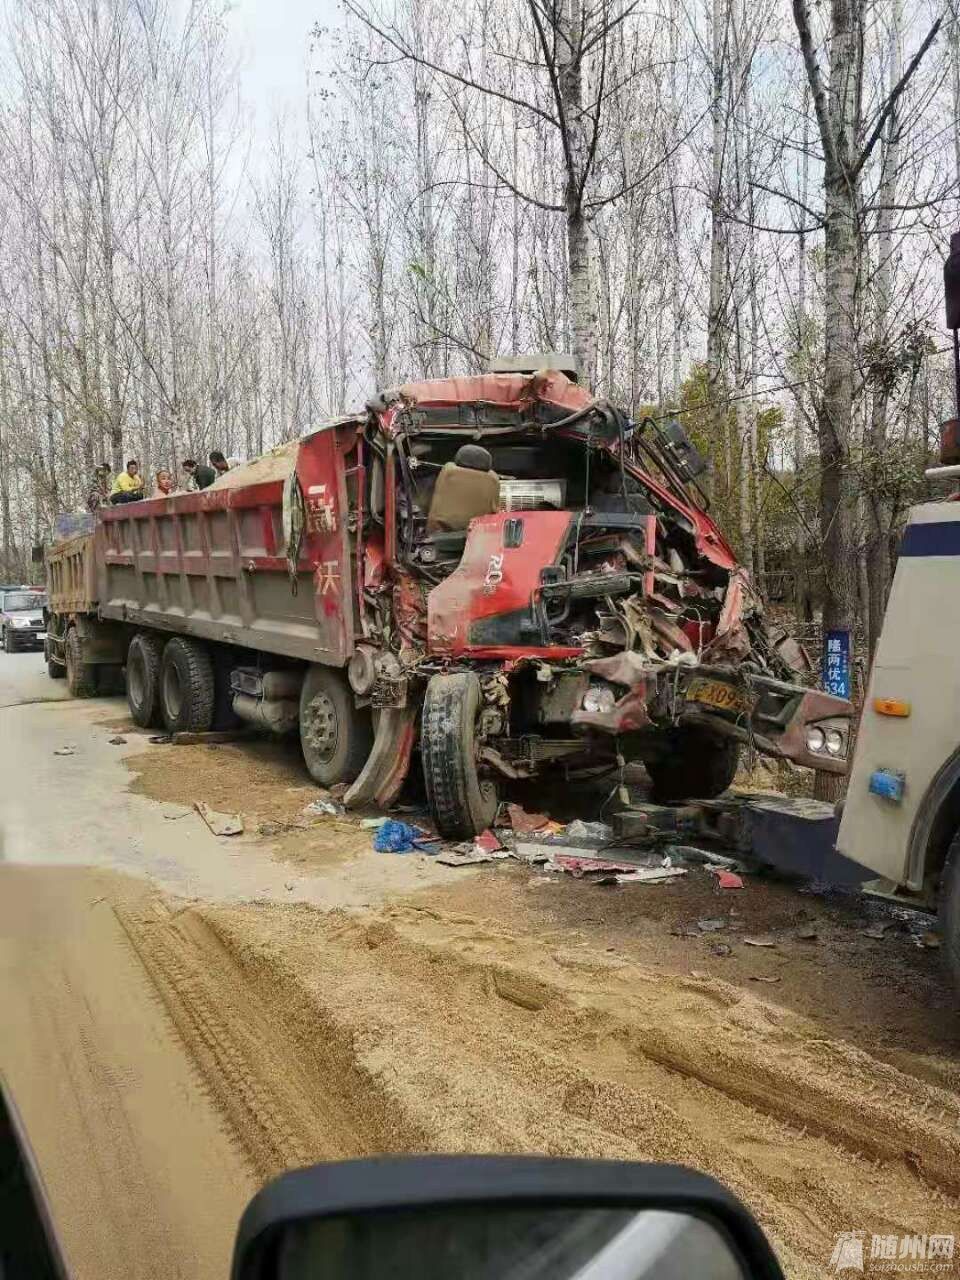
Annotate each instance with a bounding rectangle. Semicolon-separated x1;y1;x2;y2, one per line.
44;368;852;836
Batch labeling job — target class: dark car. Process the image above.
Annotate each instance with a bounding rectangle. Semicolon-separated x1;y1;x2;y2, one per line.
0;589;47;652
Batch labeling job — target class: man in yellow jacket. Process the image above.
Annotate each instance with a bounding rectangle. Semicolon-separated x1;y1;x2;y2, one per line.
109;459;145;504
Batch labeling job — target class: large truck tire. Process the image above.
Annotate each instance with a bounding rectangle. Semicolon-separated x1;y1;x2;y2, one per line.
645;728;740;804
64;627;98;698
299;665;372;786
421;672;499;839
159;636;215;734
127;632;165;726
940;832;960;993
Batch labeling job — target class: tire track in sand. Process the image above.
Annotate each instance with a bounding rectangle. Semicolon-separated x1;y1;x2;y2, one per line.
119;895;960;1280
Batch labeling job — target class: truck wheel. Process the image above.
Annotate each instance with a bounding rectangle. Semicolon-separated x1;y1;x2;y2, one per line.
159;637;215;734
127;633;165;726
299;666;372;786
645;728;740;804
940;833;960;992
3;628;16;654
65;627;98;698
421;672;499;839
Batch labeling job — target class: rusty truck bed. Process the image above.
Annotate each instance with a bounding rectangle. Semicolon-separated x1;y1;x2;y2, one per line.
46;532;98;616
92;463;353;665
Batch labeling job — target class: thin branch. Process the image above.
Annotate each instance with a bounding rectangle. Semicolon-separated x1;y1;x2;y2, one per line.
853;15;944;179
790;0;837;171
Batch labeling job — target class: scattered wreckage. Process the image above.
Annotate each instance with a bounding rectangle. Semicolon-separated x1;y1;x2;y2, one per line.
44;364;851;837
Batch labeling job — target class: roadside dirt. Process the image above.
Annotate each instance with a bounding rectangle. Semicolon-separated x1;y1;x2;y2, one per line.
120;733;372;868
48;723;960;1279
116;885;960;1280
0;866;258;1280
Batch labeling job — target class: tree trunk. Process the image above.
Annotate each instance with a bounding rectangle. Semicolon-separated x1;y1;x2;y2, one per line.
707;0;730;477
865;0;902;661
817;0;861;639
560;0;597;386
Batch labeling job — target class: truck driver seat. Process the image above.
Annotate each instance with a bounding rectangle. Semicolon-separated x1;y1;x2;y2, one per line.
427;445;500;533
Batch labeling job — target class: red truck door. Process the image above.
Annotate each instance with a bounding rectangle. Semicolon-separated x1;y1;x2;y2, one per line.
294;426;356;665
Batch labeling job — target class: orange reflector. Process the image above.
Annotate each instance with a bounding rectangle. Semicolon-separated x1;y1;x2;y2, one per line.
873;698;911;718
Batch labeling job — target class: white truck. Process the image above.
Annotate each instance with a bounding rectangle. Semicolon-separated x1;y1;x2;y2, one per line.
837;503;960;988
838;230;960;991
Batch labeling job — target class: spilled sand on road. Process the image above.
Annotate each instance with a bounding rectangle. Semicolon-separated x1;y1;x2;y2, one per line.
118;890;960;1280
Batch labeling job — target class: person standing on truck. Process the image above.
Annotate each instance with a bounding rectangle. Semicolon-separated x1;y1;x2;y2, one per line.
109;459;145;504
209;450;230;477
86;463;112;511
182;458;216;490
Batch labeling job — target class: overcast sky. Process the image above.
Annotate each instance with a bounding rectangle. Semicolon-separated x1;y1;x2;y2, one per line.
231;0;341;145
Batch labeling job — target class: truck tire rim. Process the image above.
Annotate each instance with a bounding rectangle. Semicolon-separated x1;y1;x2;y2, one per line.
163;664;184;719
303;691;338;760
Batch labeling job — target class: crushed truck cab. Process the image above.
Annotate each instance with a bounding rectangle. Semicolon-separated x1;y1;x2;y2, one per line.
45;368;850;838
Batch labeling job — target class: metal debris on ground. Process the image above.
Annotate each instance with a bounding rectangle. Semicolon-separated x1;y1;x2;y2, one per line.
194;801;244;837
475;829;504;853
615;866;687;885
697;918;726;932
565;819;614;842
553;855;641;878
506;804;553;835
437;845;508;867
671;845;739;869
743;935;777;948
750;974;782;983
303;799;343;818
53;747;76;756
709;868;745;890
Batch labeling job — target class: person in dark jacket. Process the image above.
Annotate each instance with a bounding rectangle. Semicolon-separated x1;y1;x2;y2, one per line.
182;458;217;490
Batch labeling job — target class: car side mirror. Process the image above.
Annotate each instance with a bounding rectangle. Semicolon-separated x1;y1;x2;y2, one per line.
662;419;708;479
0;1084;70;1279
231;1156;784;1280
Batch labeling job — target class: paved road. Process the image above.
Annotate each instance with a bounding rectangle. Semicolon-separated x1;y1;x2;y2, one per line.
0;646;70;708
0;653;259;1278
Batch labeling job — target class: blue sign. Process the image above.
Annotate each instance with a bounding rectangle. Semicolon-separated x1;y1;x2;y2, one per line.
822;628;851;699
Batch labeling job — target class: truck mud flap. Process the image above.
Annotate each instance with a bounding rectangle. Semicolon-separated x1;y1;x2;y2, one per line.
343;705;417;811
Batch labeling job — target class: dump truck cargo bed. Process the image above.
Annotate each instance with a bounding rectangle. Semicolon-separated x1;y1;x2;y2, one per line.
95;435;354;666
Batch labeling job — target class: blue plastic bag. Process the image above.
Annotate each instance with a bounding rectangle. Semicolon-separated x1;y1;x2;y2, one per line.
372;818;440;854
373;819;419;853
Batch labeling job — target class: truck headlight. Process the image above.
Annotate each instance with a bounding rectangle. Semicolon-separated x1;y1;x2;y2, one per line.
582;684;616;713
805;720;847;758
11;617;30;629
806;726;825;752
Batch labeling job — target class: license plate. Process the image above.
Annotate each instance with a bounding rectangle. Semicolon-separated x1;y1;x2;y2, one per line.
37;632;46;640
685;677;756;716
